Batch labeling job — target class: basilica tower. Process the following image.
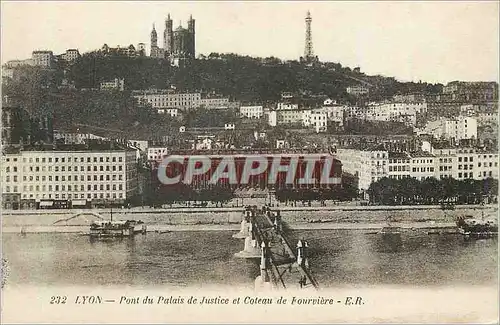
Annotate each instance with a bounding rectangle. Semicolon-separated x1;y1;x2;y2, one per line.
164;14;173;55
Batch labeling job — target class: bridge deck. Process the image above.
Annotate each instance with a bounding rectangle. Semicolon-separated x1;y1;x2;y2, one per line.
252;208;319;290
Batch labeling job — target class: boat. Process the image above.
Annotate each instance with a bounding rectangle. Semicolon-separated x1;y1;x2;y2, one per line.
89;220;146;238
456;215;498;239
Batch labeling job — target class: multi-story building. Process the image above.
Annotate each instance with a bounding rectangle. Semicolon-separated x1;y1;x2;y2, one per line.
429;146;498;181
346;85;369;96
442;81;498;102
338;144;498;196
319;99;345;128
100;78;125;91
475;151;499;180
421;116;477;140
32;50;54;68
302;110;327;133
433;147;456;179
366;102;427;126
387;152;411;180
196;96;230;110
276;103;299;110
409;152;436;181
60;49;80;62
336;148;388;193
147;147;168;161
1;149;138;209
133;89;201;111
157;108;179;117
393;93;426;103
53;131;105;144
276;109;304;125
240;105;264;119
100;44;140;57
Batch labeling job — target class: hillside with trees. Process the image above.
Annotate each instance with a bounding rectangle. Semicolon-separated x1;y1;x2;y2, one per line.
3;52;444;138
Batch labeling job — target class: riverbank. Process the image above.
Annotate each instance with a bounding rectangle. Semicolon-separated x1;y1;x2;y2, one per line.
2;221;459;234
1;204;496;230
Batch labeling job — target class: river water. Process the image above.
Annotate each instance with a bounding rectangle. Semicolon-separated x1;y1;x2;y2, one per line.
2;230;497;289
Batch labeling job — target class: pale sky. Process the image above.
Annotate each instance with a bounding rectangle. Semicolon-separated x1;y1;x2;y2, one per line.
1;1;499;84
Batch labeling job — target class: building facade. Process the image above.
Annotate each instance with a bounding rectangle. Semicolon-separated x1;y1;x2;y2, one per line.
32;50;54;68
240;105;264;119
1;150;139;209
346;86;369;96
133;89;201;111
422;116;477;140
100;78;125;91
196;96;230;110
60;49;80;62
147;147;168;161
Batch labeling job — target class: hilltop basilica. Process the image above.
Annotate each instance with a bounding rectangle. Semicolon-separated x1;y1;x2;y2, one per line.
150;14;195;65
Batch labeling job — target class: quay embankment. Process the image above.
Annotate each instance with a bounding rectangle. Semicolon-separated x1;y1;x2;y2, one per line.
1;204;496;233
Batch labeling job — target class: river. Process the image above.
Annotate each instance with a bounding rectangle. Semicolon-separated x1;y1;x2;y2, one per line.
2;229;497;289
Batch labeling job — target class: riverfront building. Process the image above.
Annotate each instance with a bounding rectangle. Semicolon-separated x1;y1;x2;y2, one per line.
336;146;499;194
1;149;139;210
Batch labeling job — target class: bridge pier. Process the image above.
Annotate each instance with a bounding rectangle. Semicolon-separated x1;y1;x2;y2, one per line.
254;241;273;291
234;221;261;258
296;239;310;269
232;209;252;239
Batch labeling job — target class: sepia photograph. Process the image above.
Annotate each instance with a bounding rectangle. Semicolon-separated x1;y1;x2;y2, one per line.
1;1;499;323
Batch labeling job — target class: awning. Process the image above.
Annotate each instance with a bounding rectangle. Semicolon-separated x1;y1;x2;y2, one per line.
39;201;54;207
72;200;87;206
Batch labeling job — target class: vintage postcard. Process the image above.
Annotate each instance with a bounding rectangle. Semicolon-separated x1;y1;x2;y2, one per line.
1;1;499;323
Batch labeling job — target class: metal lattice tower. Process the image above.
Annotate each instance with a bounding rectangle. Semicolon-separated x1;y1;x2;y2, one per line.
304;11;314;59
